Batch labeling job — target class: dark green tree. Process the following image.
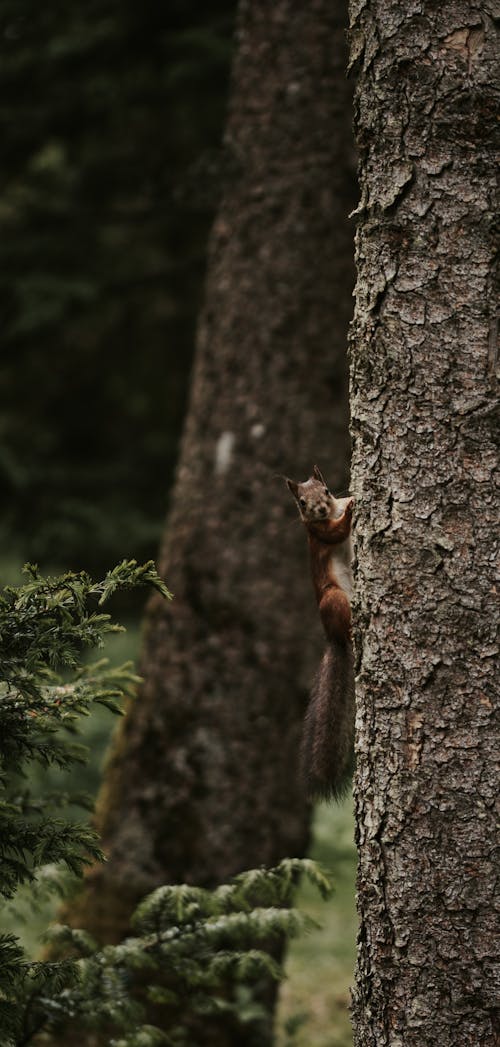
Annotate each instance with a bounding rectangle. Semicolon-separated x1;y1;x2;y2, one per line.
0;560;170;1044
0;1;235;571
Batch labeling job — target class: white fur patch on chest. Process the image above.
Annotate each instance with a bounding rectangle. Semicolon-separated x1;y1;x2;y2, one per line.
331;541;353;599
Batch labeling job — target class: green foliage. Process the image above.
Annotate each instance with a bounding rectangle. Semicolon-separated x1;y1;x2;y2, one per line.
0;561;170;1046
0;564;333;1047
35;859;332;1046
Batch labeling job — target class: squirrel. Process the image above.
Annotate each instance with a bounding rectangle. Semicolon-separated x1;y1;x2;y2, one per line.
286;465;355;801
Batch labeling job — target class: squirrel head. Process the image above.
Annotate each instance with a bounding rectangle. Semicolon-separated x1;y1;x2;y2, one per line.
287;465;341;523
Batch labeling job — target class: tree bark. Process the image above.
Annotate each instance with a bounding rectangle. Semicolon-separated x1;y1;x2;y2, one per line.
349;2;498;1044
67;0;355;953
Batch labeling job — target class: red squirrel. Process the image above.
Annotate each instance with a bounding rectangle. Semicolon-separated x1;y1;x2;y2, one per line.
287;465;355;800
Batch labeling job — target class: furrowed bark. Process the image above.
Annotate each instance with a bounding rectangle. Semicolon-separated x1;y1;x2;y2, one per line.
349;1;498;1044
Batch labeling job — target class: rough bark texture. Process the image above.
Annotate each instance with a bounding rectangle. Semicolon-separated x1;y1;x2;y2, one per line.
67;0;355;957
348;2;498;1045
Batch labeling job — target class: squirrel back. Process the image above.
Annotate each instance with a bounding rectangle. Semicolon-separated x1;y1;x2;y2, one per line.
287;465;355;800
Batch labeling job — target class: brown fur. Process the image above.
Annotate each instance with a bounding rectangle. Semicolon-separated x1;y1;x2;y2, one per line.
307;505;353;644
302;640;355;800
287;467;355;800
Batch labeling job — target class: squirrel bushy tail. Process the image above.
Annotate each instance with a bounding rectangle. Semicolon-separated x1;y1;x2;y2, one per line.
301;638;355;801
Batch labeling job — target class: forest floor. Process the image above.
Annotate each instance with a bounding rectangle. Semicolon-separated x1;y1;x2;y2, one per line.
3;593;357;1046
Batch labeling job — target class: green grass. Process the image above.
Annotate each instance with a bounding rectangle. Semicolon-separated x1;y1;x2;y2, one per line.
275;797;357;1047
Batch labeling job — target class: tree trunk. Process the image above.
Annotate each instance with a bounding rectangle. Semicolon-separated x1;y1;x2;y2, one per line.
68;0;355;954
349;2;498;1044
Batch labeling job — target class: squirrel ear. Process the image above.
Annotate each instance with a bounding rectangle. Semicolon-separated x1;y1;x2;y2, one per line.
286;478;299;499
313;464;326;485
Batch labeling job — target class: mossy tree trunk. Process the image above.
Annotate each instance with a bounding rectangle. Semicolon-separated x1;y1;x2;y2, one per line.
349;1;498;1044
60;0;356;1031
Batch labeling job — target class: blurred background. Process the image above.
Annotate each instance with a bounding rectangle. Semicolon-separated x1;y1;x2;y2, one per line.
1;3;356;1044
1;0;234;575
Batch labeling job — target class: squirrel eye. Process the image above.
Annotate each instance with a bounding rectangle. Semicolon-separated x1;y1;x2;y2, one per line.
324;487;330;495
299;498;306;508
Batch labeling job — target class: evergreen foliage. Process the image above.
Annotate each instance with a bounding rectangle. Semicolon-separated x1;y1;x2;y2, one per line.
0;564;332;1046
0;561;170;1045
38;859;332;1046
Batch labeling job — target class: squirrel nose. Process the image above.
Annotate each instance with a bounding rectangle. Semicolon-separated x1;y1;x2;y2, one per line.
320;506;327;515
